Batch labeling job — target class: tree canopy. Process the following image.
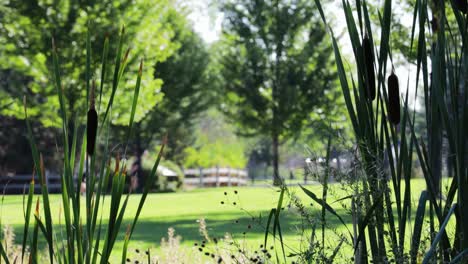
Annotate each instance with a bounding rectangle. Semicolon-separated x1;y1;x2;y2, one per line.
0;0;178;127
218;0;336;184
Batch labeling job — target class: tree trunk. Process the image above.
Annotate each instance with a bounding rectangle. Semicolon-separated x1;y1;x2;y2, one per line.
272;130;281;186
272;3;282;186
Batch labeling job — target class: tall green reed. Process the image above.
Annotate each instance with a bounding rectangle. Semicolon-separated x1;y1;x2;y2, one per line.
309;0;468;263
0;25;164;264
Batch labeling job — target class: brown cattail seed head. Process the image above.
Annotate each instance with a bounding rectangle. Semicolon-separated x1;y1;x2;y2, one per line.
431;17;438;32
454;0;468;14
362;34;376;100
87;82;98;156
387;72;400;125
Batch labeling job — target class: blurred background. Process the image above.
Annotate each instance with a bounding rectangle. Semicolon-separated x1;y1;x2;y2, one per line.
0;0;436;193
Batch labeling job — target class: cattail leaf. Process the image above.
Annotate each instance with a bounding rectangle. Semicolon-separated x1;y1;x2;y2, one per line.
362;34;376;100
329;237;345;263
264;208;276;247
411;191;428;264
330;32;359;132
300;185;353;239
51;38;68;128
31;208;40;263
34;214;48;243
21;178;34;262
0;241;9;264
423;204;457;264
312;0;327;25
321;135;332;256
450;249;468;264
125;59;143;154
99;35;109;112
121;225;132;264
86;21;91;111
274;210;286;263
102;25;125;125
120;137;166;262
353;195;382;253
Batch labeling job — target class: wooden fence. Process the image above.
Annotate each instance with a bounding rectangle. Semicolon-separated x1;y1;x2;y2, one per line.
0;173;61;194
183;167;248;187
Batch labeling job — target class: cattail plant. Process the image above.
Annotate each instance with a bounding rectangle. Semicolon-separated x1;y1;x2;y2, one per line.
87;82;98;156
387;71;400;125
312;0;426;263
362;34;376;101
0;25;165;264
454;0;467;13
311;0;468;263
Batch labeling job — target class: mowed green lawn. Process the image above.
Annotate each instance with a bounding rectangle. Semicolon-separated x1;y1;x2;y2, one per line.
0;178;437;262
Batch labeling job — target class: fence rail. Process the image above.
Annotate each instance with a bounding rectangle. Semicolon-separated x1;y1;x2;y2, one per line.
0;173;61;194
183;167;248;187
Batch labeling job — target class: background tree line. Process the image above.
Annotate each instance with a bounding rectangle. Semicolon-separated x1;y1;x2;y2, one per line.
1;0;347;186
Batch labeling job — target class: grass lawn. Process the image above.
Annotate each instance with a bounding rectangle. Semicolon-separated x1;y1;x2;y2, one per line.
0;178;438;262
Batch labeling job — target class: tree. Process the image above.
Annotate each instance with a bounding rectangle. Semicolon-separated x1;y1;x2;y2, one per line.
0;0;182;175
0;0;177;128
183;109;248;168
219;0;336;185
110;9;213;189
150;9;213;163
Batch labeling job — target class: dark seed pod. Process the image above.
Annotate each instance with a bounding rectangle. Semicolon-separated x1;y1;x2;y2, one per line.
431;17;438;32
454;0;468;14
362;34;376;100
387;72;400;125
87;82;98;156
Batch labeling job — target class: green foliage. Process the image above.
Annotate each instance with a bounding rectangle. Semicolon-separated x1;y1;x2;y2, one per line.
310;0;468;262
218;0;337;183
0;0;178;127
132;8;213;164
183;109;247;168
0;26;166;264
219;0;335;139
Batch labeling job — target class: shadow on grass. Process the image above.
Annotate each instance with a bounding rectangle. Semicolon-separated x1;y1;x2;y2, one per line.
6;206;353;252
125;207;353;245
